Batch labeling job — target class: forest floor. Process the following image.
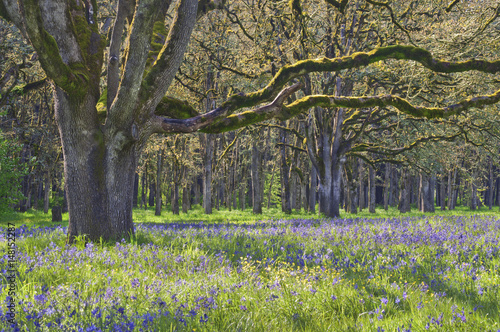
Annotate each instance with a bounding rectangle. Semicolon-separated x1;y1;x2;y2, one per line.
1;207;499;331
1;204;500;228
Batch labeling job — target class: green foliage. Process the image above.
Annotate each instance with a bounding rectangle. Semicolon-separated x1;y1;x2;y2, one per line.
0;134;28;212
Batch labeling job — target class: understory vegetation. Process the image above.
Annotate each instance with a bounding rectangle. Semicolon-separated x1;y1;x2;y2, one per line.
1;213;499;331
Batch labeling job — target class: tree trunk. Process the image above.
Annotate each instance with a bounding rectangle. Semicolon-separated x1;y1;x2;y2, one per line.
368;165;376;213
53;87;137;242
383;163;390;211
279;124;291;214
203;133;215;214
171;183;179;215
488;158;494;210
44;171;50;214
194;177;201;206
399;169;410;213
420;173;434;212
52;206;62;222
251;141;263;214
440;172;446;211
267;162;276;209
309;165;317;213
358;160;365;211
155;150;163;216
148;177;155;208
140;172;146;209
133;172;139;208
182;184;190;213
429;174;436;212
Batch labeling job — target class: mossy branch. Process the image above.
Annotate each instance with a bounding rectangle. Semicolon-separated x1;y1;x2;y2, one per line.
152;82;302;134
154;96;200;119
206;45;500;118
282;89;500;120
153;45;499;135
21;0;87;98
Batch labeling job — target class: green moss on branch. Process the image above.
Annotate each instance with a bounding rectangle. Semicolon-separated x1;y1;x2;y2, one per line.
155;96;200;119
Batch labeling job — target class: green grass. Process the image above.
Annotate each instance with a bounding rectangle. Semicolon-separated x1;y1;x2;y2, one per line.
1;203;499;228
1;207;500;331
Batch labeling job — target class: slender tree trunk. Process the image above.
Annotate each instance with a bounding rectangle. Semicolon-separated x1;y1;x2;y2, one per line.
182;184;190;213
420;173;434;212
171;182;179;215
430;174;436;212
203;133;215;214
488;158;494;210
194;177;201;206
383;163;390;211
368;165;376;213
155;150;163;216
267;162;276;209
140;172;145;209
280;124;291;214
358;160;365;211
251;141;262;214
43;171;50;214
440;172;446;211
239;166;246;211
133;173;139;208
309;165;317;213
399;169;410;213
447;170;453;210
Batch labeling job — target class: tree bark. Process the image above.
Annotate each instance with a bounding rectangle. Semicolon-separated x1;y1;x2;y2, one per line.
309;165;317;213
383;163;390;211
182;184;190;213
488;158;494;210
202;133;215;214
251;140;263;214
358;160;365;211
171;182;179;215
368;165;376;213
155;150;163;216
279;124;291;214
44;171;50;214
399;169;410;213
133;172;139;208
440;172;446;211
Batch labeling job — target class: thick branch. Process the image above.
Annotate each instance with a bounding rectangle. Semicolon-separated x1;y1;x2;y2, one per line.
283;89;500;120
152;82;302;134
109;0;161;123
138;0;198;117
205;45;500;119
106;0;133;110
20;0;87;97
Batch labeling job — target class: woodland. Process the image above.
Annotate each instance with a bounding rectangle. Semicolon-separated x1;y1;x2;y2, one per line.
1;0;500;239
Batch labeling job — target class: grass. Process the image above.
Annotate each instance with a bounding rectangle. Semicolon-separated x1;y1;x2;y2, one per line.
1;205;500;331
2;202;497;228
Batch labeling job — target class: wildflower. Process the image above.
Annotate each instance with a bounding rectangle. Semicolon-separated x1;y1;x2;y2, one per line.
240;305;247;311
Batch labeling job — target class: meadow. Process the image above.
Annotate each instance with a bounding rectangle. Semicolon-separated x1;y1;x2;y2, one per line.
1;207;500;331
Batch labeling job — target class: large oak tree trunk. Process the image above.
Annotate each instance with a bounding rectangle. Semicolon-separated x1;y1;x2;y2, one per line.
56;88;136;242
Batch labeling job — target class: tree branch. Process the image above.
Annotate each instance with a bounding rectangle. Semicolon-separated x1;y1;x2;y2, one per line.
138;0;198;118
283;89;500;120
19;0;88;97
106;0;134;110
109;0;162;124
152;82;302;134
